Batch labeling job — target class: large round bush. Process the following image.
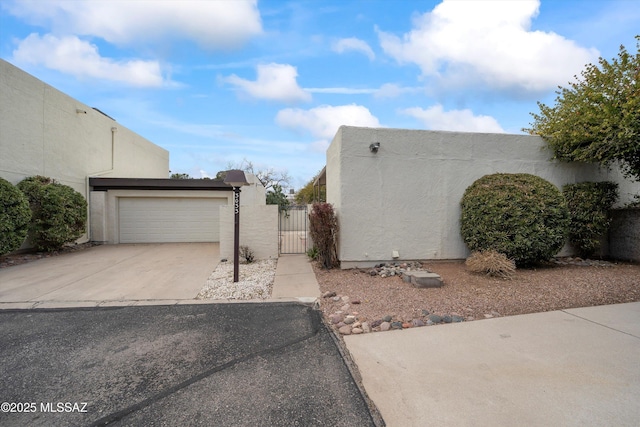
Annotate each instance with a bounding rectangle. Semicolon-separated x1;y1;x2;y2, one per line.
460;173;569;265
0;177;32;255
17;176;87;251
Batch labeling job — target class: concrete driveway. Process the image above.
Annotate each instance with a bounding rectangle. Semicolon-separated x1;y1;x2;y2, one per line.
0;243;219;307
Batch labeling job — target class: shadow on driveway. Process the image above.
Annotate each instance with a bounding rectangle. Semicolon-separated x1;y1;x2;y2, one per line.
0;303;382;426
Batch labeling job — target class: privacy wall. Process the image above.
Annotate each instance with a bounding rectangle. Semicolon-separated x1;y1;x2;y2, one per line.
326;126;639;268
0;59;169;192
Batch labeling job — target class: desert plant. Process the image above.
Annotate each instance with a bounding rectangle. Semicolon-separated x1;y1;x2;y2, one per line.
17;176;87;251
563;181;619;257
460;173;570;266
308;202;339;269
306;246;319;261
0;178;32;255
239;245;255;263
465;250;516;278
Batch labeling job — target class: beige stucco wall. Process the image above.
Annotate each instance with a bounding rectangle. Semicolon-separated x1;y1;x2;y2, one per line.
0;59;170;246
219;204;278;260
327;126;640;268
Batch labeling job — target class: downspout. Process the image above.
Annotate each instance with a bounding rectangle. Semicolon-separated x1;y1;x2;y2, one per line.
85;126;117;242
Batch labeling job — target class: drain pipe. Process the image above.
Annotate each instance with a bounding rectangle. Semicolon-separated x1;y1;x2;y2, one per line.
85;126;117;242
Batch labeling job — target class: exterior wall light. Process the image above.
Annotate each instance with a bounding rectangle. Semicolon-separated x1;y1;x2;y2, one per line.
223;170;249;282
369;142;380;153
76;109;87;114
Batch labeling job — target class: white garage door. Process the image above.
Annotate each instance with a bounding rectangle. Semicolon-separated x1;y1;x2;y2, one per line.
118;197;226;243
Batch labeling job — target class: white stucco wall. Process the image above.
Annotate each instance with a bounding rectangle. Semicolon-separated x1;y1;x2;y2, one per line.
327;126;639;268
219;204;278;260
1;59;170;246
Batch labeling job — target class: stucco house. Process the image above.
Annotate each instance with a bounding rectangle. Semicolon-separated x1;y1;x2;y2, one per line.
0;59;276;258
321;126;639;268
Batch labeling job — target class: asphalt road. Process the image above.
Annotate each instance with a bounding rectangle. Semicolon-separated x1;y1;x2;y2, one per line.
0;303;381;426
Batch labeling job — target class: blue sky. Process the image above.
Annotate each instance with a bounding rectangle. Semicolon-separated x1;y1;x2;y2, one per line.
1;0;638;192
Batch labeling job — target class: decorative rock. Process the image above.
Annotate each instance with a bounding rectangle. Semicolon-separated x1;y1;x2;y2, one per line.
323;291;337;298
380;322;391;331
382;315;393;322
443;315;452;323
451;315;464;323
330;314;344;324
352;328;363;334
338;325;352;335
361;322;371;333
343;316;356;325
352;321;362;328
332;296;341;302
370;319;382;328
412;319;425;327
405;271;444;288
426;319;434;326
351;299;361;305
484;314;493;319
491;311;501;317
421;309;430;316
340;304;350;312
391;321;403;330
341;296;350;302
369;270;377;276
402;322;411;329
428;314;443;323
336;322;346;328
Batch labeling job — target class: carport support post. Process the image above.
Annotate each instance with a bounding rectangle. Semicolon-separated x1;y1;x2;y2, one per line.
233;186;241;283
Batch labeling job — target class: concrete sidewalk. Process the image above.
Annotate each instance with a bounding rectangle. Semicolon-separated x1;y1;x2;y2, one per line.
271;254;321;303
344;302;640;427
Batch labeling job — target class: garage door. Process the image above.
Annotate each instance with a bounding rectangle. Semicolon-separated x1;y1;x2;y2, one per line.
119;197;227;243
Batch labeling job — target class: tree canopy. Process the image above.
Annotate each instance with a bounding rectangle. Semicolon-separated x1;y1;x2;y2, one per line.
525;36;640;181
295;170;325;204
265;184;290;210
215;158;290;191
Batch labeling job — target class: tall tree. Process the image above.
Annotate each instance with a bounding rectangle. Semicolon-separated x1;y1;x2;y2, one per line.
295;170;325;204
216;158;290;191
266;184;290;210
525;36;640;181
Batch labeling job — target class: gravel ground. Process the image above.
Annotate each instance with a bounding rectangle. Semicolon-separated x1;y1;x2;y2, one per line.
197;259;277;300
314;259;640;327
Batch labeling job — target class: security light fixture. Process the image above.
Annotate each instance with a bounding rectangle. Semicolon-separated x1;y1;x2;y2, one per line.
76;109;87;114
369;142;380;153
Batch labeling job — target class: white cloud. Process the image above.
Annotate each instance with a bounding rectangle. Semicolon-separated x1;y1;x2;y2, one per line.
223;63;311;103
332;37;375;60
401;105;505;133
377;0;599;92
276;104;382;140
305;87;377;95
374;83;421;98
12;33;172;87
4;0;262;49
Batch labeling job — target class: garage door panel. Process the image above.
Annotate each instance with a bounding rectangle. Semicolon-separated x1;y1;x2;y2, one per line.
119;198;226;243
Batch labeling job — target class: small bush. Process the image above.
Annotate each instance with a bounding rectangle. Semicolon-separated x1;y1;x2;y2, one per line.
239;245;255;263
563;181;618;257
465;250;516;278
0;178;32;255
17;176;87;251
308;202;339;269
460;173;570;266
306;246;319;261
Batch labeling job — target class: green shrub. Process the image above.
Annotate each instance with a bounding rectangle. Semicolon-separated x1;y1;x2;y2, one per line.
0;178;32;255
563;181;618;257
17;176;87;251
460;173;570;265
308;202;339;269
306;246;319;261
